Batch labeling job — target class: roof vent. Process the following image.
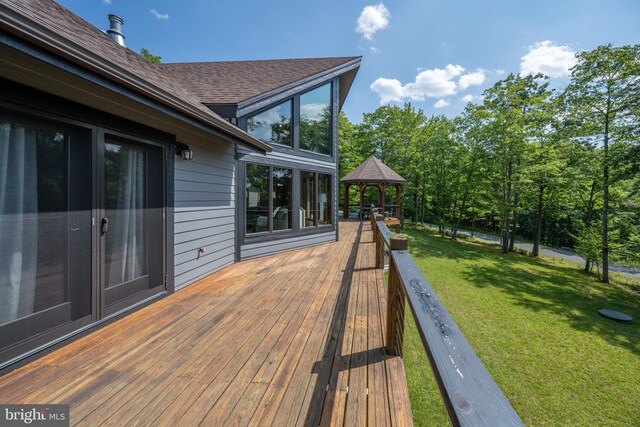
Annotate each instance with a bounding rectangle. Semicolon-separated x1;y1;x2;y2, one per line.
106;14;125;47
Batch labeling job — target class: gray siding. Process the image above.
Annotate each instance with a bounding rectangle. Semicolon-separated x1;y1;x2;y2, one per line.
241;231;336;260
174;139;236;290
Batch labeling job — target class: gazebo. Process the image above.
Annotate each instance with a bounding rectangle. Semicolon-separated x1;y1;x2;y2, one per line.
340;155;406;220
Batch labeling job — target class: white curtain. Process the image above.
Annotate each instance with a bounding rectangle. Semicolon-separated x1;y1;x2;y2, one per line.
106;147;145;286
0;123;38;325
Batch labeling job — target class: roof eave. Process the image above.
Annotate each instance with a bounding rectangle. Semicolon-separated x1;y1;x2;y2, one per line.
0;4;271;153
340;179;406;184
235;57;362;118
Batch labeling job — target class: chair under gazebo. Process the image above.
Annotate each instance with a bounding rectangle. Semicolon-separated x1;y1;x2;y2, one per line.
340;155;405;226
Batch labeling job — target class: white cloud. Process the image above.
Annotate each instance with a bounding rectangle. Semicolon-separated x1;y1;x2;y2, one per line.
434;99;450;108
356;4;390;40
370;78;406;104
496;69;505;75
371;64;490;105
370;46;381;54
520;40;576;78
102;0;111;4
150;9;169;20
407;64;464;99
458;70;486;90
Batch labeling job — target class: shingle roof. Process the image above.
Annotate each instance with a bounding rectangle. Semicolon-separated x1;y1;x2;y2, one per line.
0;0;270;151
160;57;361;105
340;156;406;184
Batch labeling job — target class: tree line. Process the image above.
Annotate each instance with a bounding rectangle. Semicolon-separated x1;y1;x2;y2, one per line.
339;44;639;283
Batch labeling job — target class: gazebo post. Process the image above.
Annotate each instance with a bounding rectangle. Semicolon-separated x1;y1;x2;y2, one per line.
358;183;365;220
395;184;401;219
380;183;387;216
343;184;350;219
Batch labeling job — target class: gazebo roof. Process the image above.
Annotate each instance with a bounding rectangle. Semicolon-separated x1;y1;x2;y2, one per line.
340;156;406;184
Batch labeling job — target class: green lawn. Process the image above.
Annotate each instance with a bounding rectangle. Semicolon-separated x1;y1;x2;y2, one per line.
399;225;640;426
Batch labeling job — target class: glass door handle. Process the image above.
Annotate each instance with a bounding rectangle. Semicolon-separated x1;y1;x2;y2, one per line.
101;218;109;235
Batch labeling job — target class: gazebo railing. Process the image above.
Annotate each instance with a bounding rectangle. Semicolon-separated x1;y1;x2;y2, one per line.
343;203;402;219
370;210;523;426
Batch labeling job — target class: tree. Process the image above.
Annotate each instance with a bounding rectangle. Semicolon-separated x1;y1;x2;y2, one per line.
479;73;553;253
140;48;162;64
450;106;490;239
574;224;604;280
564;44;640;283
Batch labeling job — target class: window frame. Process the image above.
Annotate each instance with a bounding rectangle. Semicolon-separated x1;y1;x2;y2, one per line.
244;162;294;236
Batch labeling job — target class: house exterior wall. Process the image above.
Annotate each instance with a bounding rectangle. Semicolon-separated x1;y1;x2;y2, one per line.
174;139;237;289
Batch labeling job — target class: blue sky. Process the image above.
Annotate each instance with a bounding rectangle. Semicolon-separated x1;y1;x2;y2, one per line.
57;0;639;123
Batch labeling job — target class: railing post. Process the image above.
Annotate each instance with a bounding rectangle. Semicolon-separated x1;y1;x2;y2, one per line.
374;212;385;268
386;233;408;356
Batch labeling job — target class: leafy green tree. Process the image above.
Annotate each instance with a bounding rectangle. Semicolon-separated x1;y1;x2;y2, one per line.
574;223;604;280
479;73;553;253
564;44;640;282
139;48;162;64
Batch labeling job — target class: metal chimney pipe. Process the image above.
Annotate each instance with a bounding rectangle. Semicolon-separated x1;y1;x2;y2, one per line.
106;14;125;47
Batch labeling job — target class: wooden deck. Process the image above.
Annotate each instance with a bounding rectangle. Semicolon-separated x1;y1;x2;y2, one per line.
0;221;413;426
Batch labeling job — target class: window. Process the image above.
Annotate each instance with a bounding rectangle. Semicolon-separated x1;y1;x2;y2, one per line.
300;83;332;155
300;171;332;228
242;82;333;157
273;168;292;231
300;172;315;228
245;164;270;234
246;101;292;147
245;164;292;234
318;174;332;225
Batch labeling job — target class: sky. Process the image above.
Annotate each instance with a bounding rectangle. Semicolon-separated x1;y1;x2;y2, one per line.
56;0;640;124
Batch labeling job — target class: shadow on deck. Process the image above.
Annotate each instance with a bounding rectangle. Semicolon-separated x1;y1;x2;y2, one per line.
0;221;413;426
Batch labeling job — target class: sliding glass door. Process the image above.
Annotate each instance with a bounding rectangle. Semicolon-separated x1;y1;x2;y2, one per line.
101;135;163;315
0;110;166;364
0;116;92;353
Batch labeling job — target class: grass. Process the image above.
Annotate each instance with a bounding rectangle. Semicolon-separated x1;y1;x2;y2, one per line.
399;224;640;426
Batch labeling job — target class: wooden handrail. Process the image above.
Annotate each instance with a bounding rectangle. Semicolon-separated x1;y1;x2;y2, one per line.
372;219;524;427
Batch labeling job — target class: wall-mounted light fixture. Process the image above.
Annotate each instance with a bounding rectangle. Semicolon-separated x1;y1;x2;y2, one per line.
175;143;194;161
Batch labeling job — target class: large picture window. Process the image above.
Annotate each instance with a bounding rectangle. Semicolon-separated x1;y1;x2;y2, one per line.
300;83;332;155
246;101;292;147
241;82;333;157
245;164;292;234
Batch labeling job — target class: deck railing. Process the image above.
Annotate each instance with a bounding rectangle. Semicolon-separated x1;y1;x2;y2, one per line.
370;210;524;427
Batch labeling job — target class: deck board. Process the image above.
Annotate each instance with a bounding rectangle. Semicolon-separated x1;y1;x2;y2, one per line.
0;221;413;426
